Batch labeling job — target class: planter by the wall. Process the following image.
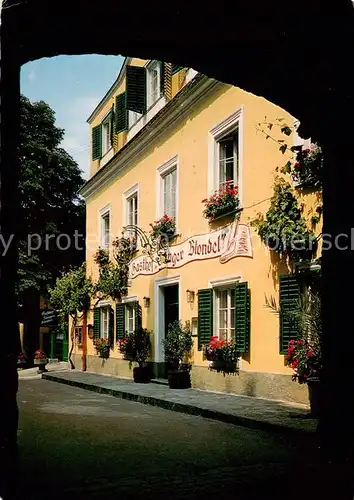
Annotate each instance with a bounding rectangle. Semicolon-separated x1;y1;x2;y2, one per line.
168;370;191;389
209;360;238;374
97;348;110;359
133;366;151;384
307;377;322;417
34;358;48;373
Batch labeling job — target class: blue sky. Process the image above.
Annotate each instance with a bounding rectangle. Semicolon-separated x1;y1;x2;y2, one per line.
21;55;124;179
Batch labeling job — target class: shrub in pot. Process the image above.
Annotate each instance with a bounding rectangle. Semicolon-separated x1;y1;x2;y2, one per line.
94;337;110;359
118;328;152;383
162;320;193;389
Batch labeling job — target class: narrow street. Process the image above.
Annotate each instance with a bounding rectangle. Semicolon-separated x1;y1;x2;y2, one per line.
16;379;315;500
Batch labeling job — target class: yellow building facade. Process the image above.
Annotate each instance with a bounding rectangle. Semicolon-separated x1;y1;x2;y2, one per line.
75;57;321;404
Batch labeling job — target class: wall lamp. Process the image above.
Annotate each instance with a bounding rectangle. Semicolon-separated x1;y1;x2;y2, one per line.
143;296;150;308
186;289;195;303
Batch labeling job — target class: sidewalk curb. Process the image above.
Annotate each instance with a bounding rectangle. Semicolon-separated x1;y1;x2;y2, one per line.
42;373;316;440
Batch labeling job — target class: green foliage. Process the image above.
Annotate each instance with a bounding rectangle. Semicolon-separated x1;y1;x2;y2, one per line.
202;184;240;221
162;320;193;369
17;95;85;307
49;263;93;319
266;291;322;383
119;328;152;366
251;178;316;262
93;244;131;302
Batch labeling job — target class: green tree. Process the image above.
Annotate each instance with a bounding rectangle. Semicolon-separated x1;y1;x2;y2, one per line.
18;95;85;358
49;264;93;369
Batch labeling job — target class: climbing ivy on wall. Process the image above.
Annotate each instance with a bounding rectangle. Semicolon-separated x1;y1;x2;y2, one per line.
257;117;323;190
251;177;317;263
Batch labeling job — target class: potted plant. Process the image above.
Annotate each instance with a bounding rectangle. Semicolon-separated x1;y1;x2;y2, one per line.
162;320;193;389
150;215;176;241
33;349;48;373
202;182;240;222
267;290;323;417
204;336;239;373
94;337;110;359
118;328;152;383
17;352;27;368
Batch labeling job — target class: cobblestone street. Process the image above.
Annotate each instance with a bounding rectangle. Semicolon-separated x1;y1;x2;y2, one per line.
15;378;320;500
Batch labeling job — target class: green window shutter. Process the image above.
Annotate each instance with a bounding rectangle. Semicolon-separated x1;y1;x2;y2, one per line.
92;125;102;160
279;274;300;354
108;307;114;347
172;64;183;74
93;308;101;341
197;289;213;349
110;105;115;144
234;282;250;354
134;301;142;330
126;66;146;114
116;303;125;340
115;93;128;133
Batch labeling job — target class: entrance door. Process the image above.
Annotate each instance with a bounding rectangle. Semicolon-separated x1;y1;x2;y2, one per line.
162;284;179;378
164;284;179;337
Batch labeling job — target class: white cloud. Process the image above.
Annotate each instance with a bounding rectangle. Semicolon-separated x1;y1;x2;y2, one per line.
59;95;100;179
28;70;36;82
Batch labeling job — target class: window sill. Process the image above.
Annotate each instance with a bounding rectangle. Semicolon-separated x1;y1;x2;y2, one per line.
101;146;113;159
207;208;243;225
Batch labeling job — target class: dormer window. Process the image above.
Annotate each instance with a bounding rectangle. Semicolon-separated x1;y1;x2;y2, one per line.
147;61;162;109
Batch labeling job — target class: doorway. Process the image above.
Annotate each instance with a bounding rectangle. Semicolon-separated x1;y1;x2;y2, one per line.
154;277;180;378
164;284;179;338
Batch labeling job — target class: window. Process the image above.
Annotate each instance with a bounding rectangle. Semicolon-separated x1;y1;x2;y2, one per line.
127;192;138;227
217;130;238;189
125;303;135;335
128;110;142;129
75;326;83;346
208;109;242;197
215;287;235;342
101;211;110;249
100;307;110;338
102;114;112;155
162;167;177;219
147;61;161;109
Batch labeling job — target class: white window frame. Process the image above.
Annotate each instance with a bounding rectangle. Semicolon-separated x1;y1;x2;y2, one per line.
156;155;179;232
101;111;113;156
123;184;139;249
214;287;236;342
100;306;110;339
125;303;135;335
99;204;111;250
122;295;139;335
128;109;142;129
208;108;243;205
209;276;241;342
146;60;162;110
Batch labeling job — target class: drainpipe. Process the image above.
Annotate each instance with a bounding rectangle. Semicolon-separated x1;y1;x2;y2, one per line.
82;311;87;372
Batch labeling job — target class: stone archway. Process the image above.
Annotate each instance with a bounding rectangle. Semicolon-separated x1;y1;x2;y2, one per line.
1;0;354;495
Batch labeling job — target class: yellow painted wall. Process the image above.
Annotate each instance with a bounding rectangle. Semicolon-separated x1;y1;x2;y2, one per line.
79;80;322;376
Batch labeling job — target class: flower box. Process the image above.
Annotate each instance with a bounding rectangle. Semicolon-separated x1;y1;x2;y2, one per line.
204;336;239;373
150;215;176;240
202;183;240;222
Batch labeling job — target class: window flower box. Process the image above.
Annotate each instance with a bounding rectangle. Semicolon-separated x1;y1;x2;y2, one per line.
94;337;110;359
150;215;176;241
204;336;239;373
202;183;240;222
